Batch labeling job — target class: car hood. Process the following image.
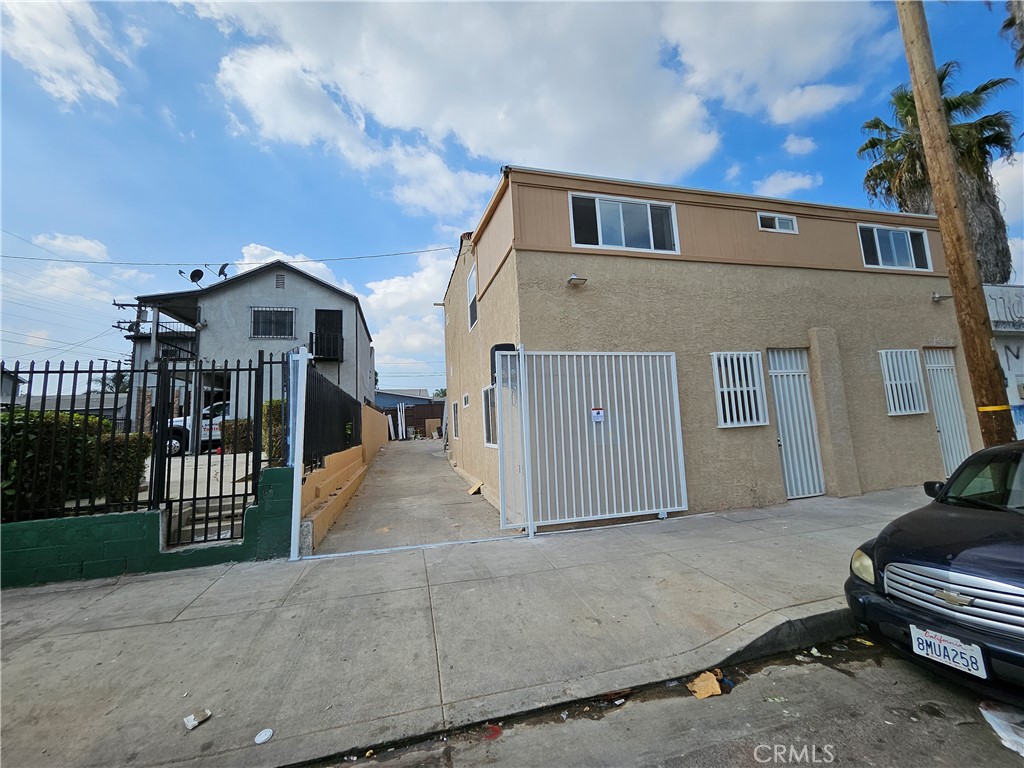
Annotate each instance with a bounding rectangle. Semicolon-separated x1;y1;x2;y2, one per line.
873;501;1024;588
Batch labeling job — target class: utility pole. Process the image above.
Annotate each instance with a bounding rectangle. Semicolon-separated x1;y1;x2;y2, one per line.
895;1;1016;447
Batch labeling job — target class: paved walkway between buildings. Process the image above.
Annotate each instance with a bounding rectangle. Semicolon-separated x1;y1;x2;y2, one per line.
0;484;925;768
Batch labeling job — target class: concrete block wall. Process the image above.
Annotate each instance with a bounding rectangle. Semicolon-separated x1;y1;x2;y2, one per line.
1;467;293;589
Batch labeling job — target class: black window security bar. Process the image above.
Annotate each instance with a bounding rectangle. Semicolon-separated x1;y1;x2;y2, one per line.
309;332;344;361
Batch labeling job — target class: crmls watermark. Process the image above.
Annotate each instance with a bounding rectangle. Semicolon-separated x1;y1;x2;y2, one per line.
754;744;836;764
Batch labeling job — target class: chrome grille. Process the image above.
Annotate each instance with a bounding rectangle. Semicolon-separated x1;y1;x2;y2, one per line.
884;563;1024;636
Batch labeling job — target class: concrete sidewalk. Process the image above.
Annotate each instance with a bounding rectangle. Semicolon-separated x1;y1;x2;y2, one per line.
0;487;923;768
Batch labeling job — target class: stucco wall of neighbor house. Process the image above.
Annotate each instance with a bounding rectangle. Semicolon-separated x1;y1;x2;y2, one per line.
1;467;292;589
512;249;981;513
444;240;522;509
508;169;947;277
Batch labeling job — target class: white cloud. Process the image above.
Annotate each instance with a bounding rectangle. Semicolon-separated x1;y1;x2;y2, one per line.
32;233;109;261
661;2;891;122
112;267;155;284
36;264;116;303
993;157;1023;226
769;84;863;124
234;243;343;288
783;134;817;156
753;171;824;198
159;106;195;142
372;314;445;362
1;2;134;106
724;162;742;182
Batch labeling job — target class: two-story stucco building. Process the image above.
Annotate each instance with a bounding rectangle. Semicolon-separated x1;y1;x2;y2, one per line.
443;166;981;532
128;260;374;434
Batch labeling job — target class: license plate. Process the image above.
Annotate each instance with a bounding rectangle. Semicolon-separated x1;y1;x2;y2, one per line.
909;625;987;679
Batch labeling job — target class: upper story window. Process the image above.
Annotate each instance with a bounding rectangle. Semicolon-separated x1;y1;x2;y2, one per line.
570;193;678;253
858;224;931;271
251;307;296;339
467;263;478;330
757;212;798;234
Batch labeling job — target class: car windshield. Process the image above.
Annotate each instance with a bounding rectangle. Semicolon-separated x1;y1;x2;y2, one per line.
941;449;1024;512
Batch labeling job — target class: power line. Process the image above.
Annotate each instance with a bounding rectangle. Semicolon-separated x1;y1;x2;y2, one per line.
0;241;456;266
1;230;141;293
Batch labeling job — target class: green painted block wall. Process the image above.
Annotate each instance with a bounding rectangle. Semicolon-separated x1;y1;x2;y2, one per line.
1;468;292;589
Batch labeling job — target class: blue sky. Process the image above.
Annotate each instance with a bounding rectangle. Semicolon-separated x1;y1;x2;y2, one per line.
2;1;1022;393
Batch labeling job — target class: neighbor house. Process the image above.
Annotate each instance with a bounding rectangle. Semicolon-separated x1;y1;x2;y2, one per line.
125;260;375;439
1;366;24;404
444;166;981;531
985;283;1024;437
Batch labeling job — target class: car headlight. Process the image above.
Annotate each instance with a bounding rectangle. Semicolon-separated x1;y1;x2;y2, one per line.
850;549;875;584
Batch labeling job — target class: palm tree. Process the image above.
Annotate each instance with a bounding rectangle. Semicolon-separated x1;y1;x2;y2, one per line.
1002;0;1024;69
858;61;1017;283
90;371;131;395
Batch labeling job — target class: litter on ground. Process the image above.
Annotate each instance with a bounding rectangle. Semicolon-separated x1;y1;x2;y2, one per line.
183;709;212;730
686;671;722;700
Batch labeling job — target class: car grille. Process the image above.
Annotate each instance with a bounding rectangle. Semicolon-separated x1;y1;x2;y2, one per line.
883;563;1024;637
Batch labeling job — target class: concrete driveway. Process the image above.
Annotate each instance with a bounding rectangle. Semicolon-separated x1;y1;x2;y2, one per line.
315;439;513;555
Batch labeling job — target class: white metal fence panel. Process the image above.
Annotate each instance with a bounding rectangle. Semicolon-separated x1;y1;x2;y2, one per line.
879;349;929;415
711;351;769;427
497;352;528;528
924;348;971;476
498;351;687;532
768;349;825;499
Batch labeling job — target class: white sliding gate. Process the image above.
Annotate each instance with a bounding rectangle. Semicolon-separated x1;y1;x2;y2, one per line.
768;348;825;499
497;351;688;535
924;348;971;477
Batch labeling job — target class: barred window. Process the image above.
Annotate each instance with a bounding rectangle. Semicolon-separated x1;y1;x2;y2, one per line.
711;351;769;428
251;307;295;339
879;349;929;415
482;385;497;447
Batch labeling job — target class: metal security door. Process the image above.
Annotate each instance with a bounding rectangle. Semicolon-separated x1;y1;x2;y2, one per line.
924;348;971;476
768;349;825;499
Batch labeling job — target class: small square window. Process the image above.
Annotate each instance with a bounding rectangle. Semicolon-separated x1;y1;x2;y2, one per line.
462;393;470;408
757;212;798;234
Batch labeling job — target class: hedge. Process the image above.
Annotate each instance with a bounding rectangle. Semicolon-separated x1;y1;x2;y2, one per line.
221;419;254;453
97;432;153;503
262;399;286;465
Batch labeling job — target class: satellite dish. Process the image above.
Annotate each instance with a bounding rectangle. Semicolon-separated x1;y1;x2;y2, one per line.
189;269;205;284
205;263;230;279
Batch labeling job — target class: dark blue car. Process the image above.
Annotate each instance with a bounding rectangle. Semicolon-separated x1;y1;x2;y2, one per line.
845;442;1024;702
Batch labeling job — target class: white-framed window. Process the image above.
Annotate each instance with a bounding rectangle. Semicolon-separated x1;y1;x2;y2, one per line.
757;212;798;234
462;393;470;408
467;263;478;330
879;349;929;415
250;307;296;339
451;402;460;439
569;192;679;253
711;351;769;428
482;385;497;447
858;224;931;271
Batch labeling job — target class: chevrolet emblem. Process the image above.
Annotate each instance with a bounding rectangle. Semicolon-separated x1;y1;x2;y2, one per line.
933;589;974;607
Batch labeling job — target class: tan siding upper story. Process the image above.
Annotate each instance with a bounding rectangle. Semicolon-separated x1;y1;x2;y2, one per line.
503;169;946;277
475;183;515;296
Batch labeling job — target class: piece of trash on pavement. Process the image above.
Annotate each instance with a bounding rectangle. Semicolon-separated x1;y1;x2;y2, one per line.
711;669;735;693
666;679;680;688
583;706;590;712
183;709;212;730
182;692;189;698
832;644;849;652
809;647;831;658
483;724;502;741
885;721;894;725
613;698;626;706
365;750;374;758
255;729;273;745
795;655;814;662
764;696;788;703
561;711;569;721
854;637;875;647
980;701;1024;757
686;671;722;700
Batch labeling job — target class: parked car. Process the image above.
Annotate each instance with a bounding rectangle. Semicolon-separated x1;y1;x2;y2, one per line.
845;441;1024;703
167;401;231;456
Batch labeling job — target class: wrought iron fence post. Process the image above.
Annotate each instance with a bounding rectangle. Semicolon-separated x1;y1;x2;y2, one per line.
150;361;170;508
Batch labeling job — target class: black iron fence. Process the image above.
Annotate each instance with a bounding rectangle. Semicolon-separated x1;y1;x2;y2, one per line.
303;362;361;471
1;354;287;547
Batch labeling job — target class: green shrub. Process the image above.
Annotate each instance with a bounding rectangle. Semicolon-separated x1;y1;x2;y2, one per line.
221;418;254;453
97;432;153;503
262;399;287;464
0;408;107;517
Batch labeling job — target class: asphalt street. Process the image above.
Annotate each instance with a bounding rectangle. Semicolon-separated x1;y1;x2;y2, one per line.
310;640;1022;768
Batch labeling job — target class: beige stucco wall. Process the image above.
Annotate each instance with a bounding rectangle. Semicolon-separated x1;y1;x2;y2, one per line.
443;239;522;508
512;250;980;513
476;183;515;295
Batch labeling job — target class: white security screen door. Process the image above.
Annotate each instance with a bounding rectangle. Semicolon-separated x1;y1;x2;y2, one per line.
924;348;971;476
768;349;825;499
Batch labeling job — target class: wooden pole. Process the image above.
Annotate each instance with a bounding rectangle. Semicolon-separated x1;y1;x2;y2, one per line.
895;1;1016;447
